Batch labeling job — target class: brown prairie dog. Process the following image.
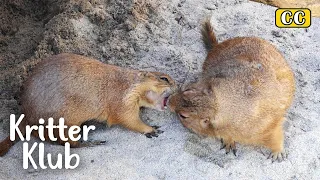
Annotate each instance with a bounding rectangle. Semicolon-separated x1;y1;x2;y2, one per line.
0;53;176;156
168;19;295;162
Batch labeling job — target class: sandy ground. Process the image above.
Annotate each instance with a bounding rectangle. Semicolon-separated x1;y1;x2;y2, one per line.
0;0;319;179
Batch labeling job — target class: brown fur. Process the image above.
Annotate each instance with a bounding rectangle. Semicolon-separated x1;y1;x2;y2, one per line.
201;18;218;52
0;53;176;156
168;19;295;161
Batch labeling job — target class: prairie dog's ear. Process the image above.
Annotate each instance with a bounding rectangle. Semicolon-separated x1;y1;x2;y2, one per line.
200;118;210;128
199;81;213;95
182;85;212;99
138;71;154;77
183;81;212;96
138;72;157;82
183;88;198;99
138;71;146;77
203;86;212;95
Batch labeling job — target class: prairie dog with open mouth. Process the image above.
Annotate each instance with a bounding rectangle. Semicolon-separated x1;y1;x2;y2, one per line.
0;53;177;156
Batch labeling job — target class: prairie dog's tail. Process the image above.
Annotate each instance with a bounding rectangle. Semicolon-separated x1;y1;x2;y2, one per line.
201;19;218;52
0;136;14;156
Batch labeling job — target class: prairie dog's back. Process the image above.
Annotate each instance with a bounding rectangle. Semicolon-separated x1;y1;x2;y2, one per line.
21;53;136;125
0;53;176;155
202;35;295;138
168;20;295;161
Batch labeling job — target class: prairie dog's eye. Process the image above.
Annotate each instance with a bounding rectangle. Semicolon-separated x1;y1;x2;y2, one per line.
160;76;169;83
178;113;187;119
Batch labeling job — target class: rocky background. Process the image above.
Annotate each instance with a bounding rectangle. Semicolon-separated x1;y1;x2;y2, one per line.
0;0;319;179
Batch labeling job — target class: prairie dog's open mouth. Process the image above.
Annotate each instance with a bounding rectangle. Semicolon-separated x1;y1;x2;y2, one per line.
146;88;173;111
162;96;169;110
159;89;173;110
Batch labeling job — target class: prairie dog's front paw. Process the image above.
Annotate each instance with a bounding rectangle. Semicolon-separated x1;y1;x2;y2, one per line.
144;126;164;138
220;138;237;156
268;150;287;162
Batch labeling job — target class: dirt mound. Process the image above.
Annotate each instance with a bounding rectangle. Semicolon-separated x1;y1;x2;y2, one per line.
0;0;159;130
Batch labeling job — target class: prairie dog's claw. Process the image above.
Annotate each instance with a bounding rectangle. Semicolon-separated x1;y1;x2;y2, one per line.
220;144;226;150
232;149;238;156
157;130;164;134
145;131;158;138
145;127;164;138
152;125;160;129
268;150;287;162
220;138;237;156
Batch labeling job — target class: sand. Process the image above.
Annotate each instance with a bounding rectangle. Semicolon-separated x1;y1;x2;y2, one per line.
0;0;319;179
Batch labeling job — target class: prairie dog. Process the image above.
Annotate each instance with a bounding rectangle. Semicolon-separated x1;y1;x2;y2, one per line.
168;20;295;161
0;53;176;156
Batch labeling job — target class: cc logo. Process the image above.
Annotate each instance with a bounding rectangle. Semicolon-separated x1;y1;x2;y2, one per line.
275;9;311;28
